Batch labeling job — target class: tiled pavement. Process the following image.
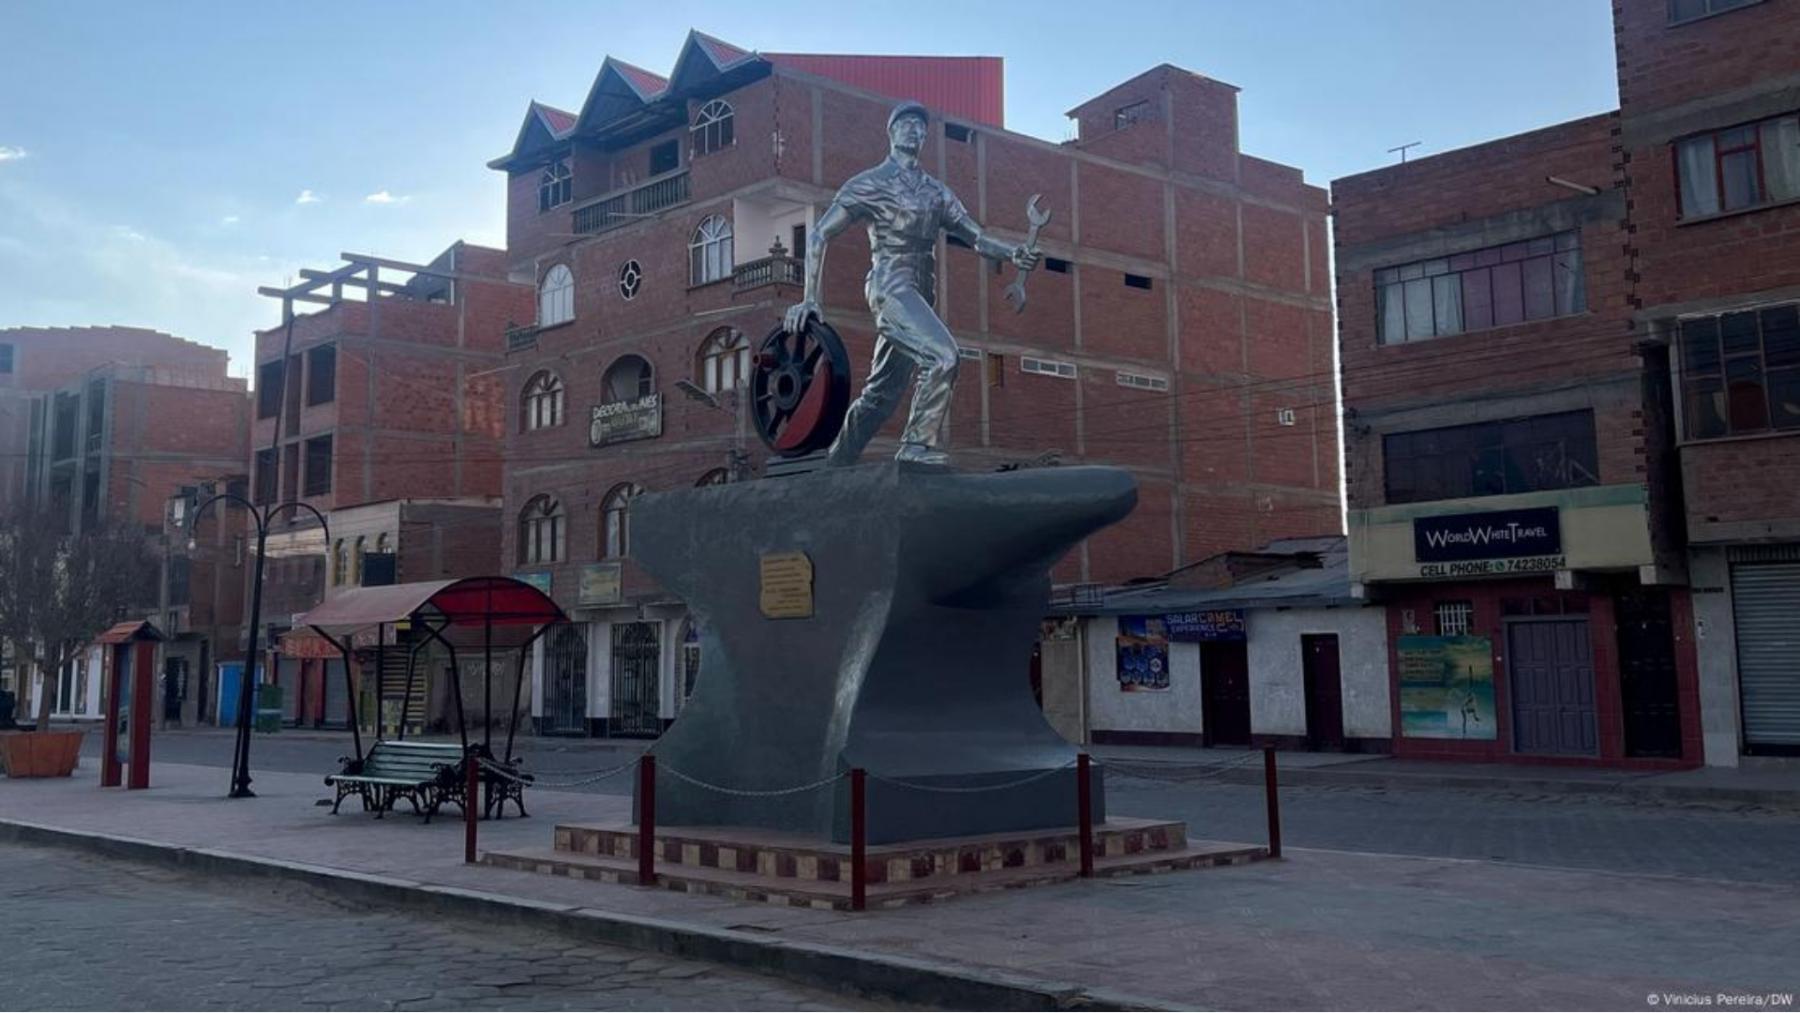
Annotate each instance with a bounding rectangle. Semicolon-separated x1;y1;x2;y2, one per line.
3;759;1795;1010
0;840;877;1011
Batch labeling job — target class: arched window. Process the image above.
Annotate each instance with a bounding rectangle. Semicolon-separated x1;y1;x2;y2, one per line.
602;355;654;403
352;536;366;587
521;370;564;430
518;494;565;564
695;468;730;487
375;532;390;555
689;215;733;286
332;539;347;586
696;327;750;393
691;100;734;157
538;264;574;326
679;618;702;710
538;159;572;212
600;483;645;559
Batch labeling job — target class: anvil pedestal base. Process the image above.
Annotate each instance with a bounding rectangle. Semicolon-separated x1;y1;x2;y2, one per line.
483;818;1270;910
629;461;1137;844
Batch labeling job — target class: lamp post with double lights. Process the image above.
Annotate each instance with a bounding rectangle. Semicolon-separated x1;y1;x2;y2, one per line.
189;492;330;798
674;379;750;481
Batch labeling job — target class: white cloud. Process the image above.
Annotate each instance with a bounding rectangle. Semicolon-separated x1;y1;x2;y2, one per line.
364;190;409;205
113;226;147;242
296;189;323;204
0;146;26;163
221;214;240;226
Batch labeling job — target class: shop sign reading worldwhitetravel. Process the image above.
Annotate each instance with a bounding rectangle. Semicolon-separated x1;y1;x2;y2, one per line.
1413;506;1563;578
759;551;813;619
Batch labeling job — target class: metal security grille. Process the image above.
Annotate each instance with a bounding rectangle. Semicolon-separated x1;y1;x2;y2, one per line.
544;625;587;735
1731;561;1800;752
610;622;662;738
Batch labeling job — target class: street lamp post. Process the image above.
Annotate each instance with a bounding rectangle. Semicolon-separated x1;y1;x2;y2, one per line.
189;492;330;799
674;379;749;480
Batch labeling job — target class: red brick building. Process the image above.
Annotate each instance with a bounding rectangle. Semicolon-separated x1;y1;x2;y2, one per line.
249;244;534;729
1612;0;1800;760
0;327;250;725
490;32;1337;735
1334;0;1800;768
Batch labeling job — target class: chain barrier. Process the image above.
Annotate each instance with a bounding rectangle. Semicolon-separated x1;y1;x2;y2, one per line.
658;764;847;798
1105;749;1265;785
488;752;648;789
868;759;1078;794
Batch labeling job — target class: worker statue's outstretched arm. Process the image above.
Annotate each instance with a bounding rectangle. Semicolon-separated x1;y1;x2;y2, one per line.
784;200;857;336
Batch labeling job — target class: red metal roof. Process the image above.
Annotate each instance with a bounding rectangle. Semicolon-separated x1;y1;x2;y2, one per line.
692;30;754;69
764;54;1004;128
536;103;577;135
611;58;670;100
298;576;564;633
95;619;164;644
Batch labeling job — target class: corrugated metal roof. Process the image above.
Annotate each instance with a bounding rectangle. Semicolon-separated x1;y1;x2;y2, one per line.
1073;536;1362;615
764;54;1004;128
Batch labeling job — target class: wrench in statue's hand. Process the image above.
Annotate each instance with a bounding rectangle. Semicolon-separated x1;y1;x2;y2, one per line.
1003;194;1052;313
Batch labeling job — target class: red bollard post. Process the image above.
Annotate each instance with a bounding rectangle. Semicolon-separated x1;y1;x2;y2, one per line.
850;768;867;911
464;752;480;864
638;754;657;886
1077;752;1095;877
1263;745;1282;859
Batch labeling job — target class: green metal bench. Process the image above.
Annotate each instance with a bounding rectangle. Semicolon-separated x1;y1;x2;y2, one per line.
324;741;466;821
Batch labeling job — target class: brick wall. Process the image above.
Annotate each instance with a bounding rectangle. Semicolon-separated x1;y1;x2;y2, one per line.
1333;113;1644;512
498;56;1337;614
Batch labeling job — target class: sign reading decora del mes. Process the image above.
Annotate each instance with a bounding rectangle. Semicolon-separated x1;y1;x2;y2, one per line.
590;393;662;447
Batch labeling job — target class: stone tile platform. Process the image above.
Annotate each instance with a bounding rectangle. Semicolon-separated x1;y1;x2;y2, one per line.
484;818;1266;910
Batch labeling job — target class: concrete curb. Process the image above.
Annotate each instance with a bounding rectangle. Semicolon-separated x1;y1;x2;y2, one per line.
1108;761;1800;809
0;817;1181;1012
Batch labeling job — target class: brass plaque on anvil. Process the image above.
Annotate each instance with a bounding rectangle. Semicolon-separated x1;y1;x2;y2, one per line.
759;551;814;619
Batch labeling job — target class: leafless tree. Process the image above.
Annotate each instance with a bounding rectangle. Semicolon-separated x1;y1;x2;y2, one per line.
0;508;160;729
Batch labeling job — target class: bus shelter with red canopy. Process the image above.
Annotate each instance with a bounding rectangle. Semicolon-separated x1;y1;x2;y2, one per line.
296;576;566;765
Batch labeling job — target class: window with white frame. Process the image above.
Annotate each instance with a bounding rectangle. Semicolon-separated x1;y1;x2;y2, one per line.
518;494;565;564
600;483;645;559
520;370;564;431
1116;370;1169;391
697;327;750;393
1021;356;1077;379
602;354;653;403
1434;600;1474;637
538;264;574;326
538;159;572;213
691;100;734;157
618;259;642;300
689;214;733;285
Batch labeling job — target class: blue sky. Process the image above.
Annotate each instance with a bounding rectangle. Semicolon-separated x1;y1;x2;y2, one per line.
0;1;1618;377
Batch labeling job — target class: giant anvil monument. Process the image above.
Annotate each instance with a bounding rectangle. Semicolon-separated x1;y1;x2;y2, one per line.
633;101;1136;844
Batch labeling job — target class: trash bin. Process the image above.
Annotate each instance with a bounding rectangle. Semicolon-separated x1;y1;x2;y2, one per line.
254;684;283;734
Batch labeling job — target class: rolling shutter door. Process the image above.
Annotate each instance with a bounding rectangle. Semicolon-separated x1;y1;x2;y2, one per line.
1731;561;1800;750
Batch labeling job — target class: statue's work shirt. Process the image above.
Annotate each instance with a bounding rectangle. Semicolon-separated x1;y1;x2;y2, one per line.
831;156;981;307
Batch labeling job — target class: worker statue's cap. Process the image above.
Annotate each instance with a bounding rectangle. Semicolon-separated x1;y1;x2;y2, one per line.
888;101;930;132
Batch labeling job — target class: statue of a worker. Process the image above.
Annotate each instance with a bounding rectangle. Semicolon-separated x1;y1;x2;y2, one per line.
785;101;1041;467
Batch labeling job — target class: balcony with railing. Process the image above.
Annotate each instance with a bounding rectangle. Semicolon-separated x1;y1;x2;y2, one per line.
733;255;803;292
571;170;692;236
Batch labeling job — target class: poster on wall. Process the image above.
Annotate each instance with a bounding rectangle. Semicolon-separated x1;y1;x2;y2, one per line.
1397;635;1496;740
1116;615;1170;692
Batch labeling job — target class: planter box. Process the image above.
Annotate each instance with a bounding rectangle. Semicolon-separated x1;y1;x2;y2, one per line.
0;729;84;778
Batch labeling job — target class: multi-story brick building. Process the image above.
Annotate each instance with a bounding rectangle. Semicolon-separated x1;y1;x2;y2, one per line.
1612;0;1800;760
0;327;251;724
249;244;534;729
1334;0;1800;768
490;31;1338;736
